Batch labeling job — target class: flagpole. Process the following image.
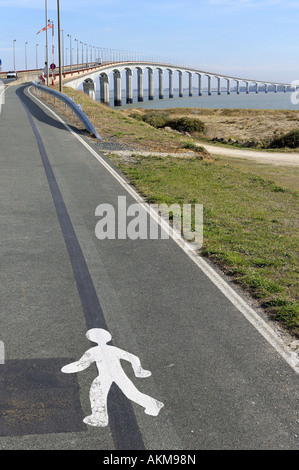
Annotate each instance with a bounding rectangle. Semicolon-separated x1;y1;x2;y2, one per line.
51;20;55;66
57;0;62;92
50;19;54;85
45;0;49;86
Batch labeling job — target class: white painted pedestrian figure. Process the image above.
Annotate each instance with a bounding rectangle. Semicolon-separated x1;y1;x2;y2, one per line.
61;329;164;427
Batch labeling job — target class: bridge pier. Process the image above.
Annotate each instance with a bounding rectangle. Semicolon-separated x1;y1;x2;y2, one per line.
113;70;122;106
208;76;212;96
148;68;154;100
227;79;231;95
188;72;193;97
256;83;259;94
217;77;221;95
83;79;96;100
246;82;249;94
274;84;278;93
236;80;240;94
169;70;174;98
137;68;144;102
100;74;109;105
179;71;183;97
198;74;202;96
158;69;164;99
126;69;133;104
265;83;268;93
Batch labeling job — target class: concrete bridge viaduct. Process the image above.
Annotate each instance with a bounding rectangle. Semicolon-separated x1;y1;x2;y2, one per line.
64;61;293;106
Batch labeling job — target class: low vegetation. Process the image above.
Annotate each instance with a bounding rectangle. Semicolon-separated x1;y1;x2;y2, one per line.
268;129;299;149
140;112;205;134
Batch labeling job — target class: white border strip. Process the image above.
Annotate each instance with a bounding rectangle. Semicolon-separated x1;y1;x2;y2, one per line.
28;86;299;374
0;83;6;115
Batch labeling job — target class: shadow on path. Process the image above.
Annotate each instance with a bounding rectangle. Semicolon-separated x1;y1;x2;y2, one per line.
16;84;86;137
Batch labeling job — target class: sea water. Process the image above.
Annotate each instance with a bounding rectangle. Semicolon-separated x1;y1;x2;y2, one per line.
94;89;299;111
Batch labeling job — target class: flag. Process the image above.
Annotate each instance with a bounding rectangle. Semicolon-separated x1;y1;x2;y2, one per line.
36;24;53;35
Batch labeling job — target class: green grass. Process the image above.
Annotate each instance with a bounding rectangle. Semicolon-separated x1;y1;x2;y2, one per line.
109;154;299;335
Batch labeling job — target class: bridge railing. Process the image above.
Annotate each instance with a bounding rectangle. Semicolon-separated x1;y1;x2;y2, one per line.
31;81;102;140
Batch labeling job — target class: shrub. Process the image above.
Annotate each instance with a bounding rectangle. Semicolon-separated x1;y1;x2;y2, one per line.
268;129;299;149
183;142;205;152
142;112;169;128
166;117;205;134
129;112;143;121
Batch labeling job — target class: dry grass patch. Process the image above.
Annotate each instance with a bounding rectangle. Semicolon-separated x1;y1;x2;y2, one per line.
122;107;299;149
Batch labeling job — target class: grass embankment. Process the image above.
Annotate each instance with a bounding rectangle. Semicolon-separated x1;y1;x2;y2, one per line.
34;86;299;336
39;86;208;155
110;154;299;335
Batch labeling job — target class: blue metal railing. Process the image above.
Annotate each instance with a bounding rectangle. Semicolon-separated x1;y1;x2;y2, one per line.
31;81;102;140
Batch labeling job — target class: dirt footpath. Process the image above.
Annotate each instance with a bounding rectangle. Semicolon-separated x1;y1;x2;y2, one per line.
198;142;299;166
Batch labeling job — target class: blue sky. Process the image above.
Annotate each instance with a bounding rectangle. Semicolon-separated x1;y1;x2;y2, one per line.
0;0;298;83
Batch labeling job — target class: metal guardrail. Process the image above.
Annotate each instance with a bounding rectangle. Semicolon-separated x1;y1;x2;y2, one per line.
31;81;102;140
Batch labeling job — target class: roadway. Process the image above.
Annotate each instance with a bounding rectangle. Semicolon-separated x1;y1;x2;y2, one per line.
0;83;298;451
2;78;17;85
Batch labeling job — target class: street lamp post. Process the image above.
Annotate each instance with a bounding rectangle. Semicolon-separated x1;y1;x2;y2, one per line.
85;43;88;67
75;38;79;70
61;29;65;76
80;41;83;69
25;42;28;70
13;39;16;71
36;44;39;69
48;19;54;85
67;34;72;75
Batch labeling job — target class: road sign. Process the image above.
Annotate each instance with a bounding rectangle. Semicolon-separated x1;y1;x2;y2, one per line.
50;63;56;70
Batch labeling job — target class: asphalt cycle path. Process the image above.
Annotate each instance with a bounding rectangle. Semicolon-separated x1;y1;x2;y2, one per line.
0;84;298;451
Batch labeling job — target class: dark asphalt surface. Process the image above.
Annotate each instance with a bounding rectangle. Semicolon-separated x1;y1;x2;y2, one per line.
0;84;298;451
2;78;17;85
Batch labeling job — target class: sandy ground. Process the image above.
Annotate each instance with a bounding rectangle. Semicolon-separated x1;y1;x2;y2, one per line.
101;146;299;167
198;142;299;166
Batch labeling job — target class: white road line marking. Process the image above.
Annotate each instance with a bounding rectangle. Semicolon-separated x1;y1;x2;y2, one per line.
28;86;299;375
0;83;6;115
